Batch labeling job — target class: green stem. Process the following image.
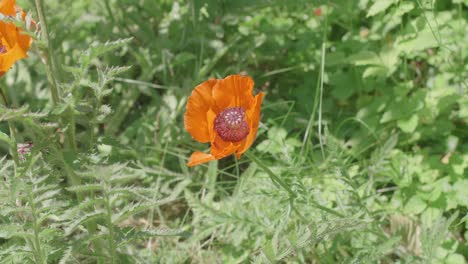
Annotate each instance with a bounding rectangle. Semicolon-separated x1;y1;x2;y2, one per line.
8;122;19;166
88;99;101;151
104;0;115;24
104;188;117;263
0;87;7;107
29;191;47;264
34;0;60;105
35;0;78;155
68;105;77;152
0;88;19;167
61;157;82;195
301;11;328;156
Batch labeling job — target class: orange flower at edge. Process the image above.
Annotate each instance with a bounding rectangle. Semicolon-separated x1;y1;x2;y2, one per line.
0;0;34;77
185;74;265;167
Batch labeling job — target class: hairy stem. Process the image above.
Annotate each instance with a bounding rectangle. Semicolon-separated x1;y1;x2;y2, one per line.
104;187;117;263
301;10;328;157
29;191;47;264
0;88;19;168
68;105;77;152
34;0;60;104
35;0;78;158
88;99;100;152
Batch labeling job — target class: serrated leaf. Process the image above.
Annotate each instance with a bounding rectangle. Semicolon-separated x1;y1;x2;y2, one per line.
64;211;106;236
116;227;191;246
66;184;103;193
105;66;132;78
80;38;133;69
0;131;12;145
0;106;28;122
261;242;277;263
421;212;459;260
99;105;112;116
108;187;154;201
51;103;69;115
0;224;22;239
112;202;160;224
75;103;94;113
34;189;61;204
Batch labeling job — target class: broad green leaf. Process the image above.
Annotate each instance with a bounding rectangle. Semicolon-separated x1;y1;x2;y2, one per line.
379;47;399;73
404;196;427;215
348;51;381;66
446;254;466;264
367;0;395;17
363;66;388;78
327;51;346;66
453;179;468;207
397;115;419;133
330;72;358;100
394;2;415;16
396;30;439;54
268;127;287;142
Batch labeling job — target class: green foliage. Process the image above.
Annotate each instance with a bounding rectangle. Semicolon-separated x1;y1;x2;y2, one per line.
0;0;466;263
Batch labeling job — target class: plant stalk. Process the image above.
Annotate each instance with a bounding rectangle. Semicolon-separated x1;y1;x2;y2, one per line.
104;189;117;263
0;88;20;167
35;0;78;156
29;191;47;264
34;0;60;105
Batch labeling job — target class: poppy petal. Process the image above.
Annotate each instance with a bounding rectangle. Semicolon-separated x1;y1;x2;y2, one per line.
0;25;30;73
211;135;240;159
213;74;254;111
0;0;16;16
187;151;216;167
0;0;34;76
236;92;264;158
184;79;217;143
16;25;32;51
0;44;27;73
206;108;217;142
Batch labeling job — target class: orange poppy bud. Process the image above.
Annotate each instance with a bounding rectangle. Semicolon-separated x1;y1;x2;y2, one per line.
184;74;265;167
0;0;34;77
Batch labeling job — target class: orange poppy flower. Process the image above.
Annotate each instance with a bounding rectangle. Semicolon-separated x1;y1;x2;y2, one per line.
185;74;265;167
0;0;34;77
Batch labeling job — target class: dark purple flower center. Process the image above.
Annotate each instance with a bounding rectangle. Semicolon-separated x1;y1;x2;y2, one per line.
214;107;249;142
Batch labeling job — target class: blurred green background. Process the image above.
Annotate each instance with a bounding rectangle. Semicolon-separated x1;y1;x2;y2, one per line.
0;0;466;263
